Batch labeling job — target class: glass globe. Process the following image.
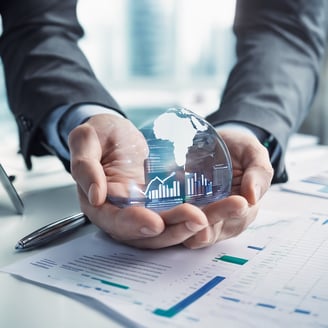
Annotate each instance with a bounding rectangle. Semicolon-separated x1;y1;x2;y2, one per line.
107;107;232;212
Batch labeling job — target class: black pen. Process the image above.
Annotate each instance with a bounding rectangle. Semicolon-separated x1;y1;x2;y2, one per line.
15;213;89;251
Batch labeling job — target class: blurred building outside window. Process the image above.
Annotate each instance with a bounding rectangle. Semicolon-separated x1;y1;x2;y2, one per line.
77;0;237;124
0;1;237;133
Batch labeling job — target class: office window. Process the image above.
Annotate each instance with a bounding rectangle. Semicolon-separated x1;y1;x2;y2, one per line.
0;1;237;134
0;64;16;142
77;0;237;120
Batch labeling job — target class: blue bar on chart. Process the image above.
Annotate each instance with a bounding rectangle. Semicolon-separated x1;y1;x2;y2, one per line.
221;296;241;303
153;276;225;318
294;309;311;315
247;245;265;251
256;303;276;309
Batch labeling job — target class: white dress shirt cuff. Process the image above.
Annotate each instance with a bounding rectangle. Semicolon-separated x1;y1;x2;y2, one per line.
215;122;281;166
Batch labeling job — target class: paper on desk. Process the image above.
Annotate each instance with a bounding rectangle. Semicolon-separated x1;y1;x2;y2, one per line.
2;210;328;328
281;170;328;199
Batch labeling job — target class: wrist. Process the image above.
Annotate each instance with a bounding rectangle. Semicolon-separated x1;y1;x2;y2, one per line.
59;104;124;148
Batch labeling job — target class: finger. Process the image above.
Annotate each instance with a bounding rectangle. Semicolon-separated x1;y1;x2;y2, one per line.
68;124;107;205
240;163;273;205
203;195;248;225
238;140;273;204
160;203;208;228
122;204;208;249
184;197;257;249
77;185;165;239
203;195;254;240
183;196;248;249
105;206;165;240
183;223;223;249
219;130;273;204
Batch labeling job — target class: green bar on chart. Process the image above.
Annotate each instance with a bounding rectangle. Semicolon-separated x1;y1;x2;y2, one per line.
217;255;248;265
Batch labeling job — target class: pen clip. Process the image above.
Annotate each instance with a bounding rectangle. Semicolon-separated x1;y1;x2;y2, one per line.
15;213;89;251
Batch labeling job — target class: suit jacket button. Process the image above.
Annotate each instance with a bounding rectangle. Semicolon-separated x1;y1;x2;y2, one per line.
18;115;32;131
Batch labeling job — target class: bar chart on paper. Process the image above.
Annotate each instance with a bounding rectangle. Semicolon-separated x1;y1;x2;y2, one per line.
202;214;328;327
141;213;328;327
1;210;328;327
282;169;328;199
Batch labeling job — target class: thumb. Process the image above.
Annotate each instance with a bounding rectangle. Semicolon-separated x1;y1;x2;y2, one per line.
68;124;107;206
241;165;273;204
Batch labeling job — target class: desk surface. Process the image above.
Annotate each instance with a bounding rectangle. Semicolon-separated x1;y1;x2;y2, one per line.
0;134;327;328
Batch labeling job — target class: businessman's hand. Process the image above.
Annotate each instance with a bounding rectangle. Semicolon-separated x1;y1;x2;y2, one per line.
68;114;208;248
182;129;274;249
117;129;273;249
68;115;273;249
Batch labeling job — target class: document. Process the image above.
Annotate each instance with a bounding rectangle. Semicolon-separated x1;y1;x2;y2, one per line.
282;170;328;199
2;210;328;328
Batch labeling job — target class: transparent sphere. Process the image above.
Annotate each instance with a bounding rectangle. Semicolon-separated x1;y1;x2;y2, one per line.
107;107;232;212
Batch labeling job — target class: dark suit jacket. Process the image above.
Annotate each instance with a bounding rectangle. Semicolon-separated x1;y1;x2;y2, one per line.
0;0;326;182
206;0;326;181
0;0;122;170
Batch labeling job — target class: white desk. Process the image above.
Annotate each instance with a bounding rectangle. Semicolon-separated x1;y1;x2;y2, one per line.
0;136;122;328
0;134;327;328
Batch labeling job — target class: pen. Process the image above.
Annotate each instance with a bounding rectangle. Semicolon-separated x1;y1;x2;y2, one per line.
15;213;89;251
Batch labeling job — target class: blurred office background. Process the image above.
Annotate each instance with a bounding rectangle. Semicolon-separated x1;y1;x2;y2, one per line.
0;0;327;145
76;0;237;126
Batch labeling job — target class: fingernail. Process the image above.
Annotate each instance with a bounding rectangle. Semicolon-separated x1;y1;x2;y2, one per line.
185;221;206;232
140;227;158;236
88;183;99;205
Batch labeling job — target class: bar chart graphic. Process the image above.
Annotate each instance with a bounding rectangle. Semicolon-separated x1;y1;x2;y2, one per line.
143;163;229;210
145;171;219;200
145;172;181;200
139;107;232;211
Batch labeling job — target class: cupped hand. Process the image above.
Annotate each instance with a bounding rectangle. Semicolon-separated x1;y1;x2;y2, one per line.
182;129;274;249
68;114;208;248
69;116;273;249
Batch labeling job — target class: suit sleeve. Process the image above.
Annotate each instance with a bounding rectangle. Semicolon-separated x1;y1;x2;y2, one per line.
0;0;122;169
206;0;326;181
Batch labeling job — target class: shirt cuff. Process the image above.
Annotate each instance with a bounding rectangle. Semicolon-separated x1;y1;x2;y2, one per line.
215;122;258;138
42;104;123;161
215;122;281;165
